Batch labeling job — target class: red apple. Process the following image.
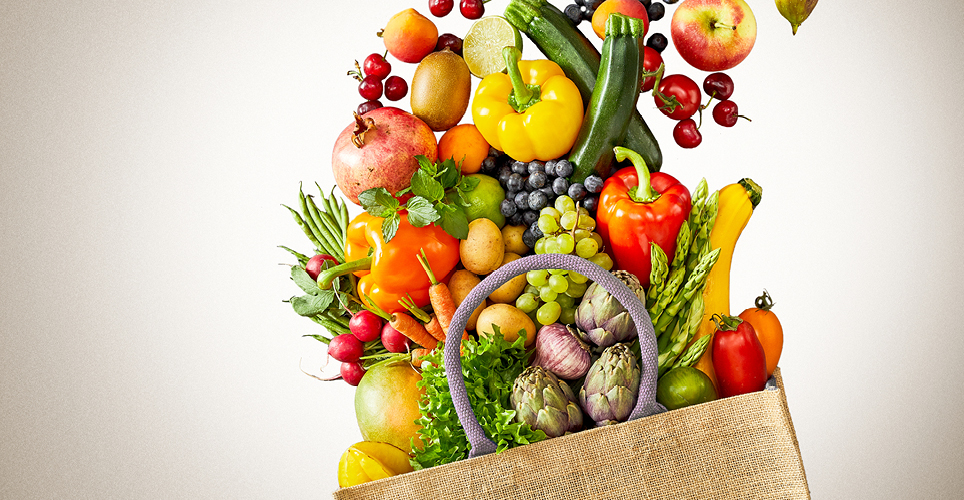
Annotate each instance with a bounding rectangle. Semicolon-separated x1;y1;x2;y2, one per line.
670;0;757;72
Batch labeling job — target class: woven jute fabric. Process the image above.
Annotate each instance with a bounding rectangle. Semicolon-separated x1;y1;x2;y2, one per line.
332;368;809;500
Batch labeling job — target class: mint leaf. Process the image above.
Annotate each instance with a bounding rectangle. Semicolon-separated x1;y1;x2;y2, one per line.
405;196;440;228
415;155;437;176
358;188;398;217
458;174;480;193
436;158;460;189
380;212;400;242
411;169;445;203
290;265;319;295
437;203;469;239
290;290;335;316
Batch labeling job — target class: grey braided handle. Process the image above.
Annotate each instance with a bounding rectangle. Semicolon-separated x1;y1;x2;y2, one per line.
443;253;666;458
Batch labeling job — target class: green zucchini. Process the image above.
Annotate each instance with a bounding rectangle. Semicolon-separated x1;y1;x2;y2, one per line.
504;0;662;174
566;14;644;182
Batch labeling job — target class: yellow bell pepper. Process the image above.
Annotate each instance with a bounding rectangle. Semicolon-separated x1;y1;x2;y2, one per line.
471;47;584;162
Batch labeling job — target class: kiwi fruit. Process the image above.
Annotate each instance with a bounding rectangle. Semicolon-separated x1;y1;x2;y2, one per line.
410;48;471;132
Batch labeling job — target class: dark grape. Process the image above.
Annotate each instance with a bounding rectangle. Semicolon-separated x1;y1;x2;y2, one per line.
555;159;574;178
500;198;518;217
647;2;664;21
528;171;547;189
552;177;570;195
511;160;528;175
584;175;604;194
507;173;524;192
568;182;587;202
514;191;530;210
528;190;549;211
564;4;583;25
522;210;539;227
646;33;668;53
356;100;382;115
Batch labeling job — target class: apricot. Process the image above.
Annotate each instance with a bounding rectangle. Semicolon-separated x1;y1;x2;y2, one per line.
591;0;649;40
381;9;438;64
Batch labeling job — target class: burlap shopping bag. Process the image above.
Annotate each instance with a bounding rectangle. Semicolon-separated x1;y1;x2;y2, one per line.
334;254;809;500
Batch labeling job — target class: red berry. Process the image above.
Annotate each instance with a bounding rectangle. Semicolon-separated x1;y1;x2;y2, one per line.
356;99;382;115
362;53;391;80
703;72;734;100
673;119;702;148
358;75;383;100
340;362;366;386
304;254;337;281
435;33;463;56
381;322;412;353
712;100;740;127
640;46;663;92
429;0;454;17
349;310;384;342
328;333;363;363
460;0;485;19
384;76;408;101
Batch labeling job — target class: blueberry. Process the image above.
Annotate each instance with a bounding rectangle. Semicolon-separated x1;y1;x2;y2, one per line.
555;159;574;178
581;6;594;20
638;0;651;7
522;210;539;227
500;198;518;217
527;161;545;174
482;156;498;173
544;159;558;178
528;190;549;211
511;161;528;175
564;4;583;25
584;175;604;193
498;166;512;186
488;146;501;157
507;173;524;192
527;171;547;189
568;182;587;202
647;2;665;21
647;33;668;54
540;186;555;199
508;212;524;227
529;221;544;239
522;228;539;248
583;194;598;212
552;177;570;196
514;191;530;211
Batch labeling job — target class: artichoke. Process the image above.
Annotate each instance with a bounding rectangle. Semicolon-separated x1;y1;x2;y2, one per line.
574;270;643;347
579;342;641;426
510;366;584;438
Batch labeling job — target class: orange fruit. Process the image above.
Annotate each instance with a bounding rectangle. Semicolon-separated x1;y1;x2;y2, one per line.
437;124;490;174
591;0;649;40
381;9;438;64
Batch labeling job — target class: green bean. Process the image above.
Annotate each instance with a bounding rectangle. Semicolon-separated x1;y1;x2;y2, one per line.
306;194;345;260
284;205;327;254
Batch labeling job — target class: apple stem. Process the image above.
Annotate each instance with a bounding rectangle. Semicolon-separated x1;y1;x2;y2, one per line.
712;21;737;30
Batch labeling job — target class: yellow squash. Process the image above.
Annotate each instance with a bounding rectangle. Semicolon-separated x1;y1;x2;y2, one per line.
690;178;763;389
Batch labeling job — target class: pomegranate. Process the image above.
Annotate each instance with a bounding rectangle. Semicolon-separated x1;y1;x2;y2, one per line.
332;107;438;205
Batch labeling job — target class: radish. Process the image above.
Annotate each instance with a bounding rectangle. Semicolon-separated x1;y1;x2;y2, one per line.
305;254;337;281
349;310;384;342
340;362;366;386
328;333;363;363
381;322;412;353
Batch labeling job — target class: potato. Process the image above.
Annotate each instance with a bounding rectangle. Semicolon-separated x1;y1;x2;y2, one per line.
447;269;486;330
488;252;527;304
501;225;529;255
476;303;537;348
460;218;504;275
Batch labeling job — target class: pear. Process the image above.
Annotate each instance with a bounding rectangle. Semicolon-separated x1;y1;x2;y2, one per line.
775;0;818;35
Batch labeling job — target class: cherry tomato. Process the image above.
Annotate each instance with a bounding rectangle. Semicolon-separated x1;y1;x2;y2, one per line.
655;74;701;120
711;314;768;398
673;118;702;148
640;46;663;92
703;72;734;100
738;290;784;378
362;53;391;80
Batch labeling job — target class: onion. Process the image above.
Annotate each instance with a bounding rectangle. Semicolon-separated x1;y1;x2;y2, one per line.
531;323;592;380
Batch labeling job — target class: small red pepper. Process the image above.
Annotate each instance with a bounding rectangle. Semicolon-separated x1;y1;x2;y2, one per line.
711;314;768;398
596;147;691;287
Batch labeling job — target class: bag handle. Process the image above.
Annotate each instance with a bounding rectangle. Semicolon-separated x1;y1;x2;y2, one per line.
443;253;666;458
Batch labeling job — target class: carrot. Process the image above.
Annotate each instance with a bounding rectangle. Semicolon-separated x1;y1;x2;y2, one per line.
411;348;436;369
418;249;459;336
425;315;446;343
389;311;437;350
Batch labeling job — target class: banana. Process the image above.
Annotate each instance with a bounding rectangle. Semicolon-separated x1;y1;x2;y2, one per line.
775;0;819;35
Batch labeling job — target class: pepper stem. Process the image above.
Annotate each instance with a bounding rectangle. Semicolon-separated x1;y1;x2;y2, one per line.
503;46;541;113
613;146;659;203
316;256;372;289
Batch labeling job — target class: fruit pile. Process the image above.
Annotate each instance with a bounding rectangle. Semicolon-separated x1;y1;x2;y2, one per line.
278;0;814;489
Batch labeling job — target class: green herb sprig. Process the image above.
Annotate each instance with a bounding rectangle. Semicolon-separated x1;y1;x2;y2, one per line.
358;156;480;242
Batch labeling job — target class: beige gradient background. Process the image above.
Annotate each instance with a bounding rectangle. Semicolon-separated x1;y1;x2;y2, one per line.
2;0;963;498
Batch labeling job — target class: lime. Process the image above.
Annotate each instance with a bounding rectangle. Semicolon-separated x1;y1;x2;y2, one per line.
462;16;524;78
656;366;718;410
461;173;506;228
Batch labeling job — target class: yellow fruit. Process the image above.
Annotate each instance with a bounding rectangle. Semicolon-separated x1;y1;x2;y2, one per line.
350;441;414;476
337;442;414;488
354;362;425;453
488;252;527;303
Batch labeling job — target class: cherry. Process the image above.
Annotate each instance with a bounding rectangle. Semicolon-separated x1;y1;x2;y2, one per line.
358;75;383;101
356;100;382;115
673;119;702;148
460;0;486;19
703;72;734;100
362;53;391;80
349;310;384;342
640;47;663;92
384;75;408;101
429;0;454;17
712;100;749;127
435;33;463;56
340;362;366;386
305;254;338;281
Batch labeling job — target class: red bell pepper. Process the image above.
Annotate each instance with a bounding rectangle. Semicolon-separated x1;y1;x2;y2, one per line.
711;314;768;398
596;147;691;287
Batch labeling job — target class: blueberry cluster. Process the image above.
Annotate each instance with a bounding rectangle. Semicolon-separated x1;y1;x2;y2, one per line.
564;0;669;27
